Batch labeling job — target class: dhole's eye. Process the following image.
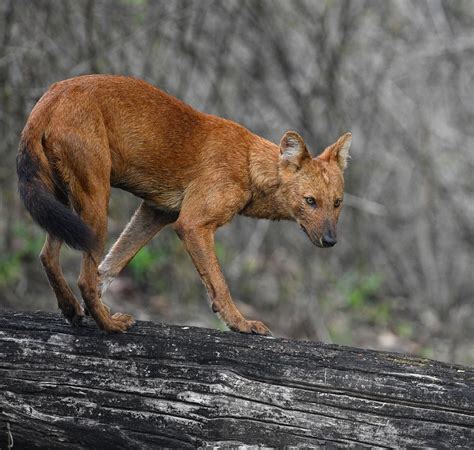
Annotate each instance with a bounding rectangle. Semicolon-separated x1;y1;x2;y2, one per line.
334;198;343;208
305;196;316;207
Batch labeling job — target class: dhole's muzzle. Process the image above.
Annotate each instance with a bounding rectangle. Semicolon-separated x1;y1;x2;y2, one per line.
300;221;337;248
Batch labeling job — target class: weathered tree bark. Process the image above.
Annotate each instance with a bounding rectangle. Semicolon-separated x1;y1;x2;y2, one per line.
0;311;473;448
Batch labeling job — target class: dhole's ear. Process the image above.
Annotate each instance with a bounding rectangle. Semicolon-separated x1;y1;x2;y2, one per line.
279;131;310;169
318;132;352;171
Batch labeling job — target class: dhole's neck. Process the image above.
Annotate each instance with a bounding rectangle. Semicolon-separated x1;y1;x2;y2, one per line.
241;137;292;221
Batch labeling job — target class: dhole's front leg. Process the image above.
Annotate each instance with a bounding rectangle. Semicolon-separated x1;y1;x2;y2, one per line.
174;221;271;336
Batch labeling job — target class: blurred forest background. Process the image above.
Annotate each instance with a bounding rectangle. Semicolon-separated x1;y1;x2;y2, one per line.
0;0;473;364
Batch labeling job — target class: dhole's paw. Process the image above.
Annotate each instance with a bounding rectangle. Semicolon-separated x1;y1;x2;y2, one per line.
234;320;272;336
103;313;136;333
61;304;85;327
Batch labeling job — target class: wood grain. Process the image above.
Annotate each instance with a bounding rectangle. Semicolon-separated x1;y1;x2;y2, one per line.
0;311;473;448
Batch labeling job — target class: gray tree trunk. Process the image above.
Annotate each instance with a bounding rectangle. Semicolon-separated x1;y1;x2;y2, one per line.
0;311;473;448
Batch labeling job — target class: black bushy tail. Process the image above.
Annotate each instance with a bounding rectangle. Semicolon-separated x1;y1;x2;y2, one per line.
16;142;96;252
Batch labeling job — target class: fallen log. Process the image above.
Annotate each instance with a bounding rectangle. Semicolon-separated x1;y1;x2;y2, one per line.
0;311;473;448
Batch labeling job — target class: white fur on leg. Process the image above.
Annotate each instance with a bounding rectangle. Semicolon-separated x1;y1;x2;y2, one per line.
98;258;116;296
99;275;115;296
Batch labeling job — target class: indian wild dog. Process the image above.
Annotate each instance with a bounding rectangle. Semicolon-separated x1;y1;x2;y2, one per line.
17;75;351;335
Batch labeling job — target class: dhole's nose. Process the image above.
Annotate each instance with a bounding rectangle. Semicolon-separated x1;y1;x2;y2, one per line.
322;232;337;247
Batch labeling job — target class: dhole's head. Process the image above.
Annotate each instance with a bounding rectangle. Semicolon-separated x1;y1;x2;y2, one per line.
278;131;352;248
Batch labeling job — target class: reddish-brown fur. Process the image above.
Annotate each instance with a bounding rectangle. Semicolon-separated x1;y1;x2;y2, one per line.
18;75;351;334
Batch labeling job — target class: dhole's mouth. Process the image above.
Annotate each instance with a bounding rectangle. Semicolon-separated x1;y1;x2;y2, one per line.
299;224;325;248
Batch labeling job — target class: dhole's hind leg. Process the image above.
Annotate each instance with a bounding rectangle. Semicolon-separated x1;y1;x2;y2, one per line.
99;202;178;296
40;234;84;325
76;192;135;333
